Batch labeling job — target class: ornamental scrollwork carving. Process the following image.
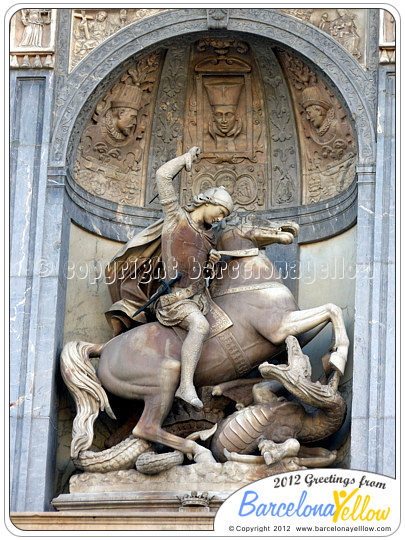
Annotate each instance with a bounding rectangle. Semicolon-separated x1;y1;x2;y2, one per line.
146;43;191;207
251;39;300;207
73;51;164;206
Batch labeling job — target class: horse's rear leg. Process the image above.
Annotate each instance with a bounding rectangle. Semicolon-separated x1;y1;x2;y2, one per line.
132;357;215;463
274;304;349;375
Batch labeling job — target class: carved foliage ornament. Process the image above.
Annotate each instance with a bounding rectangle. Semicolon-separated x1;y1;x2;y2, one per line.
146;42;191;207
73;51;164;206
251;38;300;207
279;50;357;204
182;38;268;211
206;9;229;29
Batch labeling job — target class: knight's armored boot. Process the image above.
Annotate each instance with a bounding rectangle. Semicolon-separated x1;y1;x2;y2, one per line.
175;329;206;409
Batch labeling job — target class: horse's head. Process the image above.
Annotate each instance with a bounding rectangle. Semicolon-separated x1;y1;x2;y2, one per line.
216;213;299;251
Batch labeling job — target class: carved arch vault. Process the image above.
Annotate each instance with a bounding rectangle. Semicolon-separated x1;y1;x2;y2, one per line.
50;8;377;242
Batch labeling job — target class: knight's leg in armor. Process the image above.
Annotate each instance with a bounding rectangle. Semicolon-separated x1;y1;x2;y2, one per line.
175;312;210;409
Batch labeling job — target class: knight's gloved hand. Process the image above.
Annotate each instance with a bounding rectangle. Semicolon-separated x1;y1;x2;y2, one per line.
208;249;221;265
185;146;201;171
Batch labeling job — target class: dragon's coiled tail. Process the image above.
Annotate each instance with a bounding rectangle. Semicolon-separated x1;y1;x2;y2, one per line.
74;435;152;472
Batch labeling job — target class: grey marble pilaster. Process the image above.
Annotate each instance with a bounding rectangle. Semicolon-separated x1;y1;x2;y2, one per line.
10;68;70;511
350;64;395;477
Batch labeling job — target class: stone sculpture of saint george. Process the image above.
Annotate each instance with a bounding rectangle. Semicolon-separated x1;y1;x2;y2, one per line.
152;146;233;409
60;153;349;475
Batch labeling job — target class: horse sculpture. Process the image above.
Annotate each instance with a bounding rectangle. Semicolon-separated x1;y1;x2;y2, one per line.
61;214;349;468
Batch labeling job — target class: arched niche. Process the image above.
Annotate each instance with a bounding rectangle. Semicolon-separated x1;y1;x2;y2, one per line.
49;9;376;242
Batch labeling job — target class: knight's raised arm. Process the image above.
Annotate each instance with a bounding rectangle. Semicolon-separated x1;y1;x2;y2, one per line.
156;147;200;212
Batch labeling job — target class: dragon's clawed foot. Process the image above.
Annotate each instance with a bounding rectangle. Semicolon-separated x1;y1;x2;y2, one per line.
258;438;300;466
193;446;216;464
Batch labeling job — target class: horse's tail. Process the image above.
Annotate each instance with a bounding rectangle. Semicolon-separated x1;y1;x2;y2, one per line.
60;341;116;459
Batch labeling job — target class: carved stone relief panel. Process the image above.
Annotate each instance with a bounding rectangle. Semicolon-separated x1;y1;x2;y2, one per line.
69;8;169;71
146;41;191;208
381;9;395;44
251;39;300;207
10;9;56;68
72;50;164;206
278;50;358;204
181;38;269;211
379;10;395;64
279;9;366;65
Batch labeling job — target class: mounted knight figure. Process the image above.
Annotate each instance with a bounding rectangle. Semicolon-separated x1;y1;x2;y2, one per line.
61;146;350;471
105;147;233;409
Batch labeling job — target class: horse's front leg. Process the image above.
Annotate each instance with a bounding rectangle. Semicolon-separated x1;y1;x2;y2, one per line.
273;304;349;375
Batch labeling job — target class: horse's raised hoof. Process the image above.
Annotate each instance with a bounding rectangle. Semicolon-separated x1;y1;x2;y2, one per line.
190;397;204;409
328;350;346;376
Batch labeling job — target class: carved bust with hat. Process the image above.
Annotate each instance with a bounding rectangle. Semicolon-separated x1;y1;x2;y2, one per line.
204;78;244;146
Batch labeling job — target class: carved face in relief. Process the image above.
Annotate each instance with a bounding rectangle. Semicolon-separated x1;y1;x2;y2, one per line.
213;105;237;135
114;107;138;135
336;8;349;18
304;104;328;129
96;11;108;22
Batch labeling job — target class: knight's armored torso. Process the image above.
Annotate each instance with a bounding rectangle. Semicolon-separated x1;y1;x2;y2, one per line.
161;208;215;293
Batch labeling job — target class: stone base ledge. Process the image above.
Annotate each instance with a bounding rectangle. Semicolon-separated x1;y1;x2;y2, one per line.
51;490;229;513
10;510;215;531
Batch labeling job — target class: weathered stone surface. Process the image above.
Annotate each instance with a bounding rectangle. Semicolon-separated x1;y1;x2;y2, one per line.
10;69;65;513
11;509;216;530
278;49;357;204
73;50;164;207
50;9;376;172
10;9;57;69
350;63;396;478
146;39;191;207
68;461;288;494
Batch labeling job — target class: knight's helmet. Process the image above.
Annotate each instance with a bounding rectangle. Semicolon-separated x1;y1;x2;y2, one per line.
197;185;234;216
